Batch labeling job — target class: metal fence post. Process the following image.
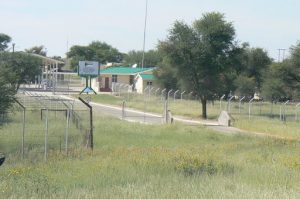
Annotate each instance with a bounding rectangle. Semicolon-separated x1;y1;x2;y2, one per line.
249;97;254;120
122;101;126;120
44;108;49;161
65;109;70;154
149;87;154;98
78;97;93;150
144;86;149;97
14;99;26;159
155;88;160;97
174;90;179;101
283;100;289;122
295;103;300;121
164;99;168;124
227;96;234;113
239;96;245;114
167;89;173;101
180;91;185;101
219;94;225;111
161;88;166;100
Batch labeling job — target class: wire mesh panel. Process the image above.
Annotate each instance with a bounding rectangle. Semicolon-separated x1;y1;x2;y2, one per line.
0;92;91;161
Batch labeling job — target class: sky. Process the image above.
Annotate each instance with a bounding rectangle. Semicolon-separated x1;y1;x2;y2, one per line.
1;0;300;60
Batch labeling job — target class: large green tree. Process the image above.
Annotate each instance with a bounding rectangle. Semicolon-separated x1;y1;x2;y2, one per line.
0;33;11;51
67;41;123;70
158;12;240;119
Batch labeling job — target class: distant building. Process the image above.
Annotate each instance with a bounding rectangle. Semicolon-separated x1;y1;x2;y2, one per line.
135;74;156;93
91;66;156;93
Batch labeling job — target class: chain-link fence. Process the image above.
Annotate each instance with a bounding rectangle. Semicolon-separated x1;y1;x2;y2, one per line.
111;85;300;124
0;91;92;161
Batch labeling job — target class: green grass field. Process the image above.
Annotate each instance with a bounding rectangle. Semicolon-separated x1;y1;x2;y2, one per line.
1;109;300;198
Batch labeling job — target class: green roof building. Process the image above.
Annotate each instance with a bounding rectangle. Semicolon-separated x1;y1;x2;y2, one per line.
93;66;157;93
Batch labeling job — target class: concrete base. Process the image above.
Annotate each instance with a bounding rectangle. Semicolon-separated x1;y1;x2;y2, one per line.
218;111;233;126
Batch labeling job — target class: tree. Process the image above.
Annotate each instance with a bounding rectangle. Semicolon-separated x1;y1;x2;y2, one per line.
25;45;47;56
0;33;11;51
124;50;163;67
0;52;42;89
0;66;17;116
262;42;300;101
234;76;256;97
231;45;271;97
67;41;123;70
153;57;179;90
158;12;239;119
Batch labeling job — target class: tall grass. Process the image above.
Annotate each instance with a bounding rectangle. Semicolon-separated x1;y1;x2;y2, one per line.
1;110;300;198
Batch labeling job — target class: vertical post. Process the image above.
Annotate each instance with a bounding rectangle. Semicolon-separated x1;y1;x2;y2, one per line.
149;86;154;99
248;98;254;120
271;101;274;118
219;94;225;111
155;88;160;97
227;96;234;113
44;109;49;161
283;100;289;122
295;103;300;121
164;99;168;124
161;88;166;100
78;97;93;150
143;87;146;123
174;90;179;102
89;76;92;88
68;74;71;96
279;105;282;121
14;99;26;159
22;109;25;159
56;62;58;92
127;85;130;101
167;89;173;102
90;104;93;150
65;109;70;154
122;101;125;120
143;86;149;96
86;77;88;89
180;91;186;101
239;96;245;114
141;0;148;69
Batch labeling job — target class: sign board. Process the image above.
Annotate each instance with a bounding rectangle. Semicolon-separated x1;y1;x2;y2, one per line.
78;61;99;77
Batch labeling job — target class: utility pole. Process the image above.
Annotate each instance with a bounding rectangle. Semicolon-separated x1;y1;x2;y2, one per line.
12;43;15;53
141;0;148;69
277;48;286;62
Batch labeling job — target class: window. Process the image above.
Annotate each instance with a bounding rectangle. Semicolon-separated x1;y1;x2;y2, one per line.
112;75;118;83
147;81;153;86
